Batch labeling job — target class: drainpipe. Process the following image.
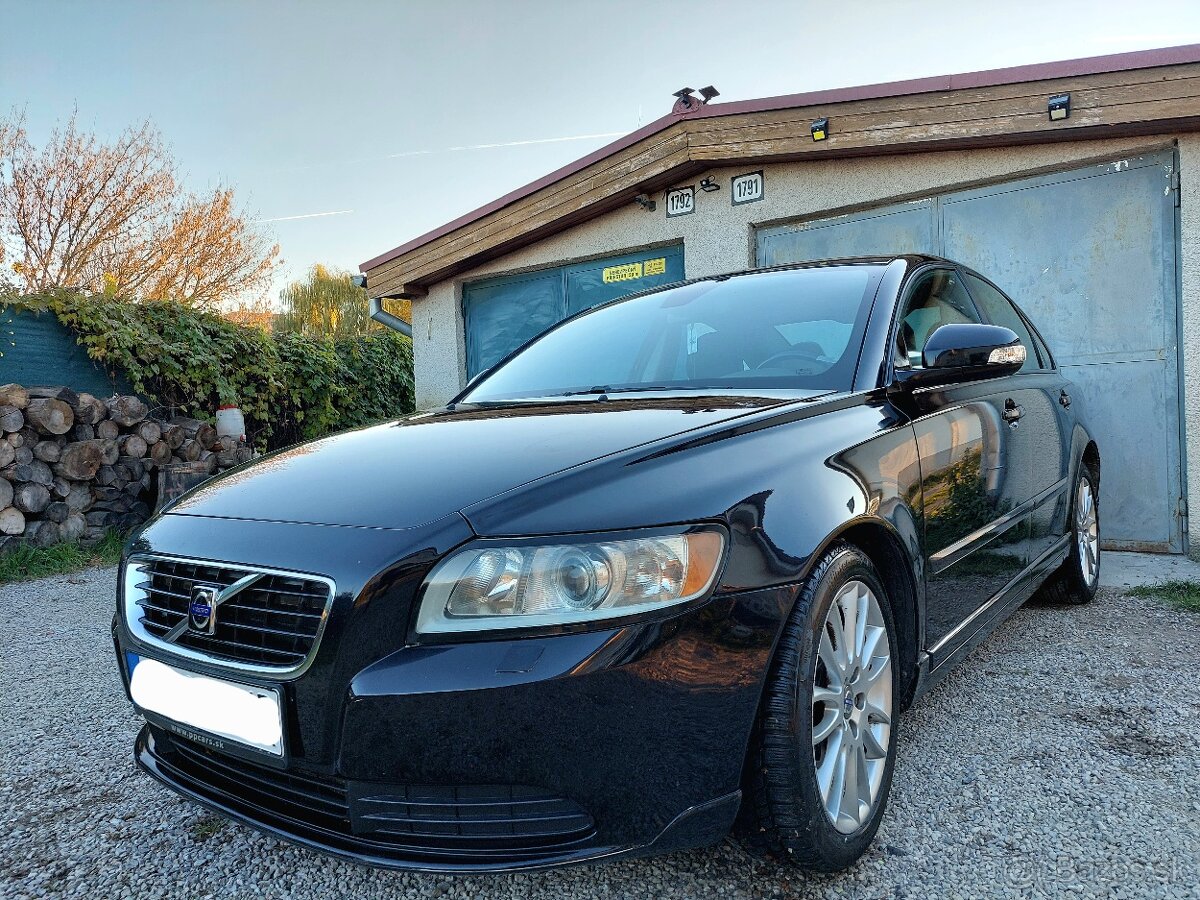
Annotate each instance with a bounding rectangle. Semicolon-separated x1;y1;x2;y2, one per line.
356;275;412;338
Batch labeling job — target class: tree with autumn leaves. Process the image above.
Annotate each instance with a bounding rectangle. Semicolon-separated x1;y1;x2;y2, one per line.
274;264;410;340
0;112;279;307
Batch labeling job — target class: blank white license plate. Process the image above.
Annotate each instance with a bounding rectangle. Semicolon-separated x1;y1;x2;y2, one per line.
128;655;284;756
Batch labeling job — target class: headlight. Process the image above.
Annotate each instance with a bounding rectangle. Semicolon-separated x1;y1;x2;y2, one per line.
415;529;726;635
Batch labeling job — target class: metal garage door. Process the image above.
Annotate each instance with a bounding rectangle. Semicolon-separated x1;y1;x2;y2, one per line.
462;245;684;379
756;151;1183;551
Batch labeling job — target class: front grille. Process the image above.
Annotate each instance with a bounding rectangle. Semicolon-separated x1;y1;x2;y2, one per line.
130;557;332;671
153;731;596;860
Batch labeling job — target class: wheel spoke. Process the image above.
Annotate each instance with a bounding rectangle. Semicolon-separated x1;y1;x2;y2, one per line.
864;700;892;727
841;740;862;827
812;708;841;745
852;587;868;664
858;653;891;691
812;684;841;705
838;589;858;670
860;624;885;667
818;632;844;686
862;724;889;759
817;729;845;808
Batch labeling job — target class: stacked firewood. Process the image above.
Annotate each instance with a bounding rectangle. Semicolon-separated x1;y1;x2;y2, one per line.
0;383;256;551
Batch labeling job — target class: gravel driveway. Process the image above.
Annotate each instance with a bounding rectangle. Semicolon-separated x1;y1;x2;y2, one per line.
3;566;1198;899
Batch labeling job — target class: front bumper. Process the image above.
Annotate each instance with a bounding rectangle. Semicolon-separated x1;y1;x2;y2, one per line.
115;515;793;872
135;725;742;872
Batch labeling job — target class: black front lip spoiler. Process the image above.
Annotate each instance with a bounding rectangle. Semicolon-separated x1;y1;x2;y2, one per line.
134;726;741;874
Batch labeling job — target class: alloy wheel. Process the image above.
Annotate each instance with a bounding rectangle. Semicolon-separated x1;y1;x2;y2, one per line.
1076;476;1099;587
811;580;893;835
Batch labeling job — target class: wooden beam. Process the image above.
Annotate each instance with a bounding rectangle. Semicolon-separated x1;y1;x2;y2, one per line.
365;62;1200;297
367;131;689;295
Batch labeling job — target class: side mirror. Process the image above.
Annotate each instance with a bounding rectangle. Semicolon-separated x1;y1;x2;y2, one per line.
898;323;1025;390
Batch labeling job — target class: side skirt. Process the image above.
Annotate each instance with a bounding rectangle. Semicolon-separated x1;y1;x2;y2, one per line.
910;534;1070;701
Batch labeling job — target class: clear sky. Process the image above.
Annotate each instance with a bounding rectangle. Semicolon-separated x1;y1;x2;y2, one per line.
3;0;1199;303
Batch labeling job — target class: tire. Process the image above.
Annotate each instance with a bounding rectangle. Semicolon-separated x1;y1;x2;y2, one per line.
738;543;900;871
1036;463;1100;605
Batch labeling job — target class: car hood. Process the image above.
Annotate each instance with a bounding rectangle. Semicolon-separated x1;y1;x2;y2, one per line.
165;392;829;530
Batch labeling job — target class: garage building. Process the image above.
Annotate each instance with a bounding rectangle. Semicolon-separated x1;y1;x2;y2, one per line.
360;45;1200;554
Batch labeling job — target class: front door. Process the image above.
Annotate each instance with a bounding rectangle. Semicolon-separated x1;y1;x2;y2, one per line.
960;270;1070;568
896;269;1031;649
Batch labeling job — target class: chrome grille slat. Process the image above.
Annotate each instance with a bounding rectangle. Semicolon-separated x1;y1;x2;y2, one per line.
219;602;324;621
125;555;334;676
136;598;186;617
170;630;308;663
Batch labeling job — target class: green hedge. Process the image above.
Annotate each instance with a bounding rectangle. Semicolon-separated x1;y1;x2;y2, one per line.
2;291;414;449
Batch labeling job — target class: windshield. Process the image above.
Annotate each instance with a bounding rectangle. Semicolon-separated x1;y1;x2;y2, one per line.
463;265;884;402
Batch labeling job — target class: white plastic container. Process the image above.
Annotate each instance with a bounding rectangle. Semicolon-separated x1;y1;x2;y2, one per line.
216;405;246;442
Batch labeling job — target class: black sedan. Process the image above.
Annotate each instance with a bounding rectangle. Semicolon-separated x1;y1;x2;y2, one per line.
113;255;1100;873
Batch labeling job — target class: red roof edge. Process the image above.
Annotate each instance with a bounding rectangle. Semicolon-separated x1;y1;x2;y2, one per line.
360;43;1200;274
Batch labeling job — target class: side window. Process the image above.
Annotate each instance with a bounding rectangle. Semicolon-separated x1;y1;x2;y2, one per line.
895;269;982;370
962;273;1044;373
1029;327;1054;370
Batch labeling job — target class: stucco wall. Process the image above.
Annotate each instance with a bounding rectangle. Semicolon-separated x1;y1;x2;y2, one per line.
1177;133;1198;554
409;132;1197;548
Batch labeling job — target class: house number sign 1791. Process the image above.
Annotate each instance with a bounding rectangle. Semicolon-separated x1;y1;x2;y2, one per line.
732;171;764;205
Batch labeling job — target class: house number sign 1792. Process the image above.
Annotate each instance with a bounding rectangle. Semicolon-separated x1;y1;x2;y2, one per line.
665;186;695;217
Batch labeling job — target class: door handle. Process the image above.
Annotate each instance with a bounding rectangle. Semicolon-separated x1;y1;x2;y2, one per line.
1059;390;1072;409
1003;399;1024;425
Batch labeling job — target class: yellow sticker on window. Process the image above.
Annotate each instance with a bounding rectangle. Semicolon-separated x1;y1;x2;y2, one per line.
644;257;666;277
602;262;643;283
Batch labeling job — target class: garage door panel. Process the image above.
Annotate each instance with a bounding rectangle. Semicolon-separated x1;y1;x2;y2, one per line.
757;200;936;267
755;151;1183;550
1062;360;1175;549
941;158;1175;364
941;152;1181;550
565;247;684;316
463;246;685;379
463;272;563;378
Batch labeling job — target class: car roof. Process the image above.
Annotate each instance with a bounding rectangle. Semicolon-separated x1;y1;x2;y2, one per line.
611;255;949;304
719;254;950;277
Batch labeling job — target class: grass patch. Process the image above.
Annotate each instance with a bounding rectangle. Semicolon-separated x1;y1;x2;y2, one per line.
190;815;226;842
1127;579;1200;613
0;530;126;584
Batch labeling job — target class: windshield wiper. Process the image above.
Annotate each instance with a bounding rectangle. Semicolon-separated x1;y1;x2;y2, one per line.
559;385;678;397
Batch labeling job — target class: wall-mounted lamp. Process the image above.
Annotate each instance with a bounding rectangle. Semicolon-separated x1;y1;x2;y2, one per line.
351;274;367;289
672;87;698;112
811;117;829;142
1048;93;1071;121
634;193;657;211
673;85;720;114
699;176;720;193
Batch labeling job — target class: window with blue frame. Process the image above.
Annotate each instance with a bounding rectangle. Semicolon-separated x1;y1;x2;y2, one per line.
462;246;684;378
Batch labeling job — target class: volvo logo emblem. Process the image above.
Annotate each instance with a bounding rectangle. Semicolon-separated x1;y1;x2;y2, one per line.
188;585;220;634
